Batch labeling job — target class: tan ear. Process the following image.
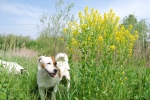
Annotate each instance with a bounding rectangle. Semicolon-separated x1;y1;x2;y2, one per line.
51;56;57;66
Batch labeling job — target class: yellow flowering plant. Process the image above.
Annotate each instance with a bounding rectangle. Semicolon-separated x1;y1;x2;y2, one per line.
62;7;149;100
64;7;138;66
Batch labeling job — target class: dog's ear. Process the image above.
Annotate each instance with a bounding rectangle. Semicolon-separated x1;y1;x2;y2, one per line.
20;69;27;74
37;56;44;63
51;56;57;66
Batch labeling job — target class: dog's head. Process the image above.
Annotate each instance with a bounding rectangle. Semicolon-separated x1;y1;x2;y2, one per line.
38;56;58;77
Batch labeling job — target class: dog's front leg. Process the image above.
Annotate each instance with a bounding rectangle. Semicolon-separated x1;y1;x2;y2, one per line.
39;87;45;100
51;85;58;100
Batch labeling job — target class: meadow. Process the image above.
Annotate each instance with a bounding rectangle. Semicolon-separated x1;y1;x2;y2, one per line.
0;7;150;100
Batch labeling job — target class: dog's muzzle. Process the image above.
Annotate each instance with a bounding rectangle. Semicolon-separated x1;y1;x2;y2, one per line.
45;69;57;77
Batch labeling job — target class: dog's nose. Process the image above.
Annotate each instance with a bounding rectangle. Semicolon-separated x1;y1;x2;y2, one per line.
54;69;57;73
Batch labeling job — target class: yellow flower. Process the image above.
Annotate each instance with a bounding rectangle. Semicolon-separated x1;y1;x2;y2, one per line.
98;35;103;42
71;38;78;46
129;49;132;53
116;37;120;42
78;12;82;18
134;30;138;39
66;46;69;50
88;36;91;41
63;28;67;32
129;43;133;48
129;25;132;30
84;6;89;14
91;8;94;13
110;9;113;13
115;16;120;23
110;45;116;50
60;37;64;41
124;77;127;80
129;35;135;42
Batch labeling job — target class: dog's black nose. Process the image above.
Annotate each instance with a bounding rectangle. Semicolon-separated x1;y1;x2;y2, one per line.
54;69;57;73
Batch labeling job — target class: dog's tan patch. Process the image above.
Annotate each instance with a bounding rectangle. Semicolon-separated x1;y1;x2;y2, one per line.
50;56;57;66
41;63;45;69
50;56;61;78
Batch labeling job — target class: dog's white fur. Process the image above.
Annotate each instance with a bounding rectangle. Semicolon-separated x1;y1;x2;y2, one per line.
0;60;27;74
37;53;70;100
55;53;70;89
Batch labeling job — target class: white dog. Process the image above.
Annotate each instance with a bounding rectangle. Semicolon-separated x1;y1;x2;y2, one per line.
0;60;27;74
37;53;70;100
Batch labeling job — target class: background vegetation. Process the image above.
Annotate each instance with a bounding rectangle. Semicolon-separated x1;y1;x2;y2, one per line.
0;0;150;100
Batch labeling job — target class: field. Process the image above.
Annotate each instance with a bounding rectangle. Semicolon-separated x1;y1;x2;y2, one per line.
1;7;150;100
0;47;150;100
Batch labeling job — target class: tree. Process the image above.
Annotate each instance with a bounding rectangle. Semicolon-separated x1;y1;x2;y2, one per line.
36;0;74;55
122;14;148;50
122;14;137;29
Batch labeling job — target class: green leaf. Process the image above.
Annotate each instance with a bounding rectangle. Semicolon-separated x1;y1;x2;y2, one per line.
0;92;6;100
0;84;2;89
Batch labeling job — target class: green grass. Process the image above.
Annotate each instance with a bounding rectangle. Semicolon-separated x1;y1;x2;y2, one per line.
0;55;150;100
0;56;38;100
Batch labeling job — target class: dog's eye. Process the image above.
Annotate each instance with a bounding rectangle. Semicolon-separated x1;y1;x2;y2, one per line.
47;63;51;65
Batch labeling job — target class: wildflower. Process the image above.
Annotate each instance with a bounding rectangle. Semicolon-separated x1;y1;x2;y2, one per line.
122;71;124;75
78;12;82;18
115;16;120;23
66;46;69;50
110;9;113;13
129;35;135;42
116;37;120;42
129;54;132;57
129;43;133;48
104;12;107;21
124;77;127;80
98;35;103;42
129;49;132;53
129;25;132;30
60;37;64;41
110;45;116;50
63;28;67;32
134;30;138;39
71;38;78;46
91;8;94;13
88;36;91;41
84;6;89;14
66;7;139;67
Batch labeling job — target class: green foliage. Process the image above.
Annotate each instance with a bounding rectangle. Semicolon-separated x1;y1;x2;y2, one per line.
122;14;148;44
36;0;74;55
0;33;33;50
122;14;137;27
0;57;39;100
0;55;150;100
34;37;67;55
